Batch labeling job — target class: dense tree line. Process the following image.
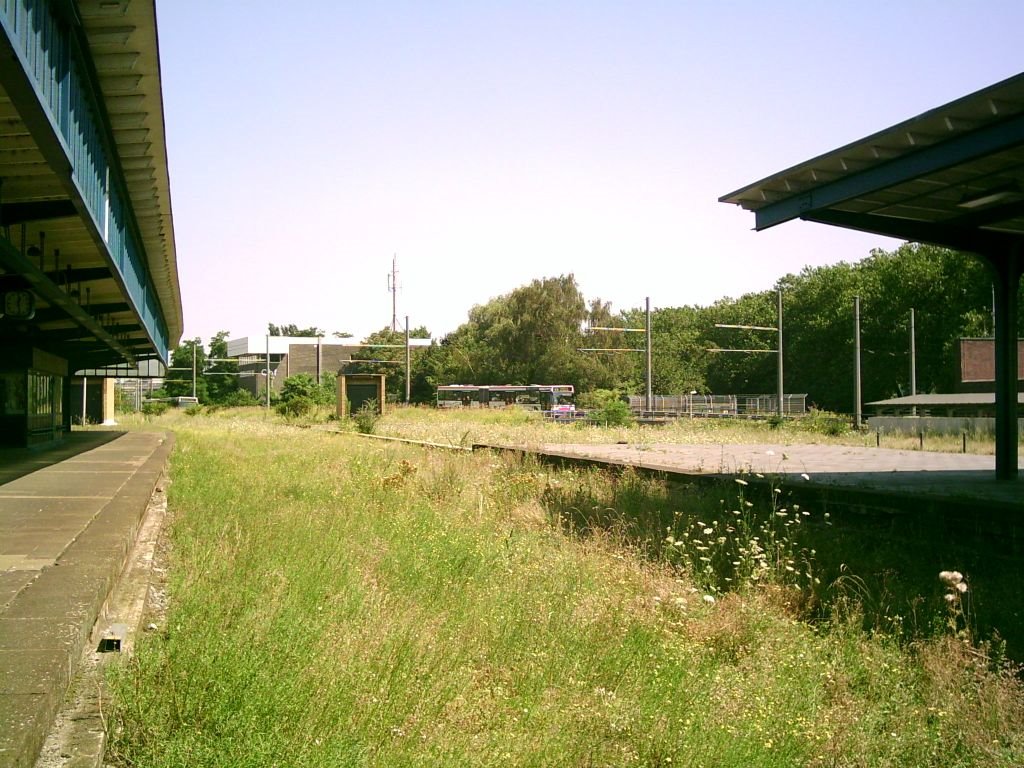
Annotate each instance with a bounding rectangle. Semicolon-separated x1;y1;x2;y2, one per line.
410;244;1019;413
169;244;1020;414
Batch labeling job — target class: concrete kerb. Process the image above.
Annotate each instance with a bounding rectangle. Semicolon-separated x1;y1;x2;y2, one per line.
0;432;173;768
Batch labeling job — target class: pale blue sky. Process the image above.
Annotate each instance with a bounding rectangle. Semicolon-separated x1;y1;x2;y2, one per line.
156;2;1024;345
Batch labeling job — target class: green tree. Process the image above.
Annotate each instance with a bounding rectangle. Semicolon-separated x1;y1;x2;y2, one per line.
204;331;241;404
703;289;780;396
164;338;208;400
495;275;587;384
345;325;433;403
575;299;640;393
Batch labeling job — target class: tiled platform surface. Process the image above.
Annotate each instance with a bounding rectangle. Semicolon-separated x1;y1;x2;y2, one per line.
0;431;172;768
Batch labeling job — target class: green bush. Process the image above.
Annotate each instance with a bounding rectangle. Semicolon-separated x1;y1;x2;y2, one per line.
352;399;380;434
220;389;258;408
141;401;169;417
579;389;633;427
797;408;851;436
184;405;204;417
280;373;318;401
280;373;335;406
276;396;314;418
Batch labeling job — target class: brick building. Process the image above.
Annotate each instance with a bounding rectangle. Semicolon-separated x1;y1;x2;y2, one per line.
958;338;1024;393
226;336;354;397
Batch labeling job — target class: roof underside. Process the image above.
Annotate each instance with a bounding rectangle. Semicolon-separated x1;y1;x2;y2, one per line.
83;0;181;343
720;73;1024;256
0;0;180;368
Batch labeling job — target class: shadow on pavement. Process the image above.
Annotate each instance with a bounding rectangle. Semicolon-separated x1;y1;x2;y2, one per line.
0;430;126;487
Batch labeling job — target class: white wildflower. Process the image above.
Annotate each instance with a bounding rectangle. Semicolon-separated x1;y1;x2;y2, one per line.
938;570;964;587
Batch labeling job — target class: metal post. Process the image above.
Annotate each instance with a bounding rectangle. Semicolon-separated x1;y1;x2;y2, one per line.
854;295;862;429
316;335;322;384
265;334;271;410
990;254;1021;480
777;288;784;418
405;315;411;404
909;308;917;417
645;297;652;413
191;343;197;399
81;375;87;426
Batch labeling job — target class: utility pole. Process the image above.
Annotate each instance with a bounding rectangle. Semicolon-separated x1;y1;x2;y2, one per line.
405;316;411;404
854;295;862;429
645;297;652;413
909;308;917;417
387;255;399;333
191;343;197;399
776;288;784;418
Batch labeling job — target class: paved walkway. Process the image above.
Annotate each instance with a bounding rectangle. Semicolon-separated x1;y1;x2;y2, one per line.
513;442;1024;510
0;431;172;768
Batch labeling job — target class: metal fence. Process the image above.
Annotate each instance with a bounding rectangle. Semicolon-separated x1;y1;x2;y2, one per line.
627;393;807;419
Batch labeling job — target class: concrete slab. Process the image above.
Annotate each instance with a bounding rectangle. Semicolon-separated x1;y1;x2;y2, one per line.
0;571;35;611
523;442;1024;509
0;430;172;768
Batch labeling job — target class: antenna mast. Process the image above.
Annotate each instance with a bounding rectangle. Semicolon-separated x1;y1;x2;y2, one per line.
387;254;399;332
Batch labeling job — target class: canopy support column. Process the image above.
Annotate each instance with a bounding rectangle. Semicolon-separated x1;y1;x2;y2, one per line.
986;249;1022;480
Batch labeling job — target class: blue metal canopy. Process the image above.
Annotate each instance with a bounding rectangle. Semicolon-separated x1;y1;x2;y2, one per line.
0;0;182;369
721;73;1024;480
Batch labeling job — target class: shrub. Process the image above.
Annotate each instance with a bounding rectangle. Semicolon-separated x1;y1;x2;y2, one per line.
579;389;633;427
352;399;380;434
184;405;204;417
276;396;314;418
280;374;319;403
220;389;258;408
280;374;335;406
796;408;850;436
141;401;169;417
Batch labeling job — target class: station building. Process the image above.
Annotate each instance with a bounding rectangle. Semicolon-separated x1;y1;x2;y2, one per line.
0;1;181;447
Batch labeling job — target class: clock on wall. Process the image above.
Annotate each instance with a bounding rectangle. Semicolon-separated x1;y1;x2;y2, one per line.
2;289;35;320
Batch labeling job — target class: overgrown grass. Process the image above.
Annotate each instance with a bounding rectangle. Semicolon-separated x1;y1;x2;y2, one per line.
370;405;1019;456
108;402;1020;456
106;413;1023;767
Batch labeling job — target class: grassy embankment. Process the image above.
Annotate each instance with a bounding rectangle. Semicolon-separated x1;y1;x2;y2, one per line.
106;408;1023;766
